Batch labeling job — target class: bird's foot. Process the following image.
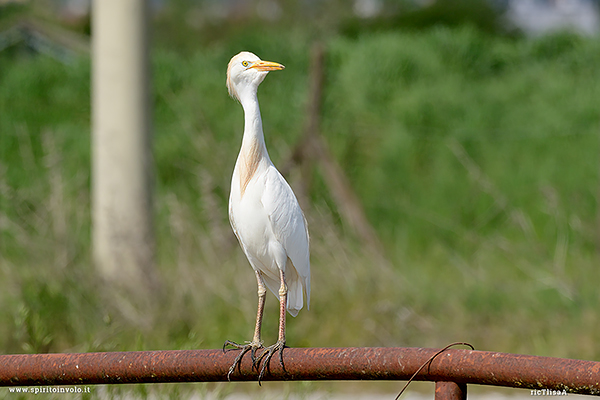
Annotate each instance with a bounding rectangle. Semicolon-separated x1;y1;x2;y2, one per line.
255;339;286;383
223;340;264;381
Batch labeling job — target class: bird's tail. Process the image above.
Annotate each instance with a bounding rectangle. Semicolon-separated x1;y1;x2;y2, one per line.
285;257;308;317
262;259;307;317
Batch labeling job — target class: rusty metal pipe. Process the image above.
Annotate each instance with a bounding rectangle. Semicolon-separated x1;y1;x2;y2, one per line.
0;347;598;395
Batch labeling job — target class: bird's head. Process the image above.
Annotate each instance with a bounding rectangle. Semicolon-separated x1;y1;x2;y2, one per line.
226;51;285;102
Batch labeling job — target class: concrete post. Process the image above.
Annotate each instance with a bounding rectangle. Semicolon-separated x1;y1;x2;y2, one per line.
92;0;155;297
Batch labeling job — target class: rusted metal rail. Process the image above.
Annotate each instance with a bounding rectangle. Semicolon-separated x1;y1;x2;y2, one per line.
0;347;598;396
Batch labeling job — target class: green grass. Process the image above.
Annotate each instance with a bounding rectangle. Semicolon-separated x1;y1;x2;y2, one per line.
1;27;599;397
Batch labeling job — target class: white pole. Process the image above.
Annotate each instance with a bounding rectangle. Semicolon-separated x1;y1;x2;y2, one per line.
92;0;155;294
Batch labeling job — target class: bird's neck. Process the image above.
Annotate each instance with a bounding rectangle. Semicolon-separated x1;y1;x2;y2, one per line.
236;92;271;196
240;92;269;162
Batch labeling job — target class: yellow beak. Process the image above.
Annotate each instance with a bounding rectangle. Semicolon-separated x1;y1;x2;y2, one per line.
251;60;285;71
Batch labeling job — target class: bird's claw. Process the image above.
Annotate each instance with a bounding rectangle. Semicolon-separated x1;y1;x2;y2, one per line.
255;339;286;383
223;340;264;381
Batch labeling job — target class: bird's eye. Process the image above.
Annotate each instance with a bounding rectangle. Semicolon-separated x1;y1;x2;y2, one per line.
242;61;250;67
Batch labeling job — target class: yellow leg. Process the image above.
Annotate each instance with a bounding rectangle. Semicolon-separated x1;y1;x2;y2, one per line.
253;270;267;344
256;268;287;382
223;270;267;380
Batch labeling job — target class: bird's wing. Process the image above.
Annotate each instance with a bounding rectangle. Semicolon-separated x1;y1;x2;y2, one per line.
261;165;310;307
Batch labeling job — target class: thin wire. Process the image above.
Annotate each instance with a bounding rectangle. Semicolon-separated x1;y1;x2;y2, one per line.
394;342;475;400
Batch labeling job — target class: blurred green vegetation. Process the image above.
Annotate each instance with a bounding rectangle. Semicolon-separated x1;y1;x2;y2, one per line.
1;23;599;392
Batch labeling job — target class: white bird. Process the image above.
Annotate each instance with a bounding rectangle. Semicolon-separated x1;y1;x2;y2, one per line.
224;51;310;381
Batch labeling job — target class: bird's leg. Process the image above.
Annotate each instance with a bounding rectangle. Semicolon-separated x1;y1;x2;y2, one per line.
223;270;266;380
256;268;287;382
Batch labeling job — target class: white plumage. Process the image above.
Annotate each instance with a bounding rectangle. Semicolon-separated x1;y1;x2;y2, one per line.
224;51;310;380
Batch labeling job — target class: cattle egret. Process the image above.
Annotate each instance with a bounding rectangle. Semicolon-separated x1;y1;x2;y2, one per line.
224;52;310;381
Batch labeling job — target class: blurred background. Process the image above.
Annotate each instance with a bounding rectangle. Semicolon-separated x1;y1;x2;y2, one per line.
1;0;600;398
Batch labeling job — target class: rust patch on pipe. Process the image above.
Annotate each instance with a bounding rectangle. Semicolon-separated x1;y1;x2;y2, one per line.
435;381;467;400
